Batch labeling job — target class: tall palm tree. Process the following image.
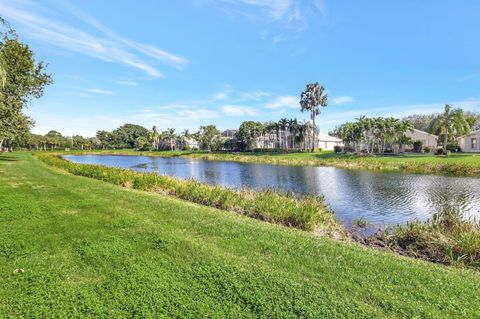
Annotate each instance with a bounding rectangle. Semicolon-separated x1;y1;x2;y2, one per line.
278;118;289;149
429;104;470;154
300;83;328;151
166;128;176;150
180;129;191;149
288;118;299;149
149;126;160;150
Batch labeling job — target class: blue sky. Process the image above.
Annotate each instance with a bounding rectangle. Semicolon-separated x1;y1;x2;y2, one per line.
1;0;480;136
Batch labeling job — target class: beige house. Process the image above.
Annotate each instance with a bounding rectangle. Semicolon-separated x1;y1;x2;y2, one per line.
457;130;480;152
316;134;343;151
405;129;438;148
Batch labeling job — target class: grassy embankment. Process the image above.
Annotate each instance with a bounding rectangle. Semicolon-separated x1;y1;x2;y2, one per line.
60;149;480;177
1;152;480;318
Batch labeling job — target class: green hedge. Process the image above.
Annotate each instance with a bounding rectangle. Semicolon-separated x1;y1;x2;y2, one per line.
36;154;342;235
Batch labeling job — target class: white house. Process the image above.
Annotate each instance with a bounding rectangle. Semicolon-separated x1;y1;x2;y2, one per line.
405;129;438;148
316;134;343;151
457;130;480;152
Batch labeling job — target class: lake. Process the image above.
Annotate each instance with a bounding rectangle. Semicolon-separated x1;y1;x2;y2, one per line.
63;154;480;227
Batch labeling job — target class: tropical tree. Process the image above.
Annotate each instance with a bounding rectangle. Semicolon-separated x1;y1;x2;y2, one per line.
429;104;471;154
300;82;327;151
166;128;176;150
278;118;289;149
149;126;160;150
110;123;149;149
198;125;221;151
0;18;52;151
237;121;264;150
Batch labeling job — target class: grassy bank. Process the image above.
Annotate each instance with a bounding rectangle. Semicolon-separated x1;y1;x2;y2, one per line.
1;152;480;317
35;154;340;235
58;149;480;177
364;210;480;269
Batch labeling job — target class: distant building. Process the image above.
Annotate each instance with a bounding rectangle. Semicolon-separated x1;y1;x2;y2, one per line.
316;134;343;151
405;129;438;148
457;130;480;152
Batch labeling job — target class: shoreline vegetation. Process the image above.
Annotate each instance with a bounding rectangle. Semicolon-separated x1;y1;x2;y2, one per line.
38;152;480;270
3;153;480;317
56;148;480;177
36;154;342;236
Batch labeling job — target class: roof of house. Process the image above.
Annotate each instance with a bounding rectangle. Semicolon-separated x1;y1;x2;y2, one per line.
457;130;480;139
316;134;342;142
411;128;438;138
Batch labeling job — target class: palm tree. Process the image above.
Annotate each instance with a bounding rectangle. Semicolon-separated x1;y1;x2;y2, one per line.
429;104;471;154
278;118;289;149
300;83;328;151
166;128;177;150
288;118;299;149
149;126;160;150
180;129;191;149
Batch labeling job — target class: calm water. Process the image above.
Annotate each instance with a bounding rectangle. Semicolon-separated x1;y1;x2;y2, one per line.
64;155;480;227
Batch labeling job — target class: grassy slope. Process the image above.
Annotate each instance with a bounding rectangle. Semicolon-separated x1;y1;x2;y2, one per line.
60;149;480;176
1;153;480;318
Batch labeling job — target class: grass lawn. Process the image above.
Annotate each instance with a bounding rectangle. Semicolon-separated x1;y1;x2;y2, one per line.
59;149;480;176
1;153;480;318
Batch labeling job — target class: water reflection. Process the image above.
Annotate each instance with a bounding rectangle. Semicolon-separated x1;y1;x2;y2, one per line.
64;155;480;226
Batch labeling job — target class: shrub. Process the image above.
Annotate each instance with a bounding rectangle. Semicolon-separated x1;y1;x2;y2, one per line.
413;140;423;153
435;148;444;155
423;146;432;153
35;154;342;235
446;143;461;152
334;145;343;153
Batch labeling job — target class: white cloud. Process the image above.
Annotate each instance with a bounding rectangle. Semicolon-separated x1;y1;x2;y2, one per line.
0;1;188;77
265;95;298;109
221;105;259;116
332;96;354;105
115;80;138;86
83;88;114;95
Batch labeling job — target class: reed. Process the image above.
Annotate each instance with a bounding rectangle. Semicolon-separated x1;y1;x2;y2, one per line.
364;210;480;269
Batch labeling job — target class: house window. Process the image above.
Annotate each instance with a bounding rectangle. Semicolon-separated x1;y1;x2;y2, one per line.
472;138;478;149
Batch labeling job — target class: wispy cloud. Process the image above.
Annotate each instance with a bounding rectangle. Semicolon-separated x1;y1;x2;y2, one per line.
115;80;138;86
218;0;326;42
83;88;114;95
265;95;298;109
221;105;259;116
332;96;354;105
0;1;188;77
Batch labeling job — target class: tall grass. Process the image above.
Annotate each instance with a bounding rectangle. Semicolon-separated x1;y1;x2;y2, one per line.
364;210;480;269
36;154;343;235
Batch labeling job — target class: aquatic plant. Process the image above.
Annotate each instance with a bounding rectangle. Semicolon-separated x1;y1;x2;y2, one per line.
364;210;480;269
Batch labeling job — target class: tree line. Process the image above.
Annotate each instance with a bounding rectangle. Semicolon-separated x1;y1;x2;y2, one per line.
331;105;478;154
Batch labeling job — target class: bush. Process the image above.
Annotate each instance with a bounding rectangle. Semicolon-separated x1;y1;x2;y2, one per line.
413;140;423;153
446;143;461;152
334;145;343;153
35;154;342;235
435;148;444;155
423;146;432;153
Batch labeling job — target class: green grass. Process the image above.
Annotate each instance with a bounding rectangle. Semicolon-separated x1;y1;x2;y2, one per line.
57;149;480;177
1;153;480;318
35;154;340;234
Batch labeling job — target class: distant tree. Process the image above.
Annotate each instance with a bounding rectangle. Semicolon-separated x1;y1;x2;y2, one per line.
237;121;264;150
96;130;112;149
198;125;221;151
149;126;160;150
111;124;149;149
429;104;471;154
45;130;64;150
278;118;289;149
0;18;52;150
134;136;149;150
166;128;176;150
300;83;327;151
403;114;437;132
